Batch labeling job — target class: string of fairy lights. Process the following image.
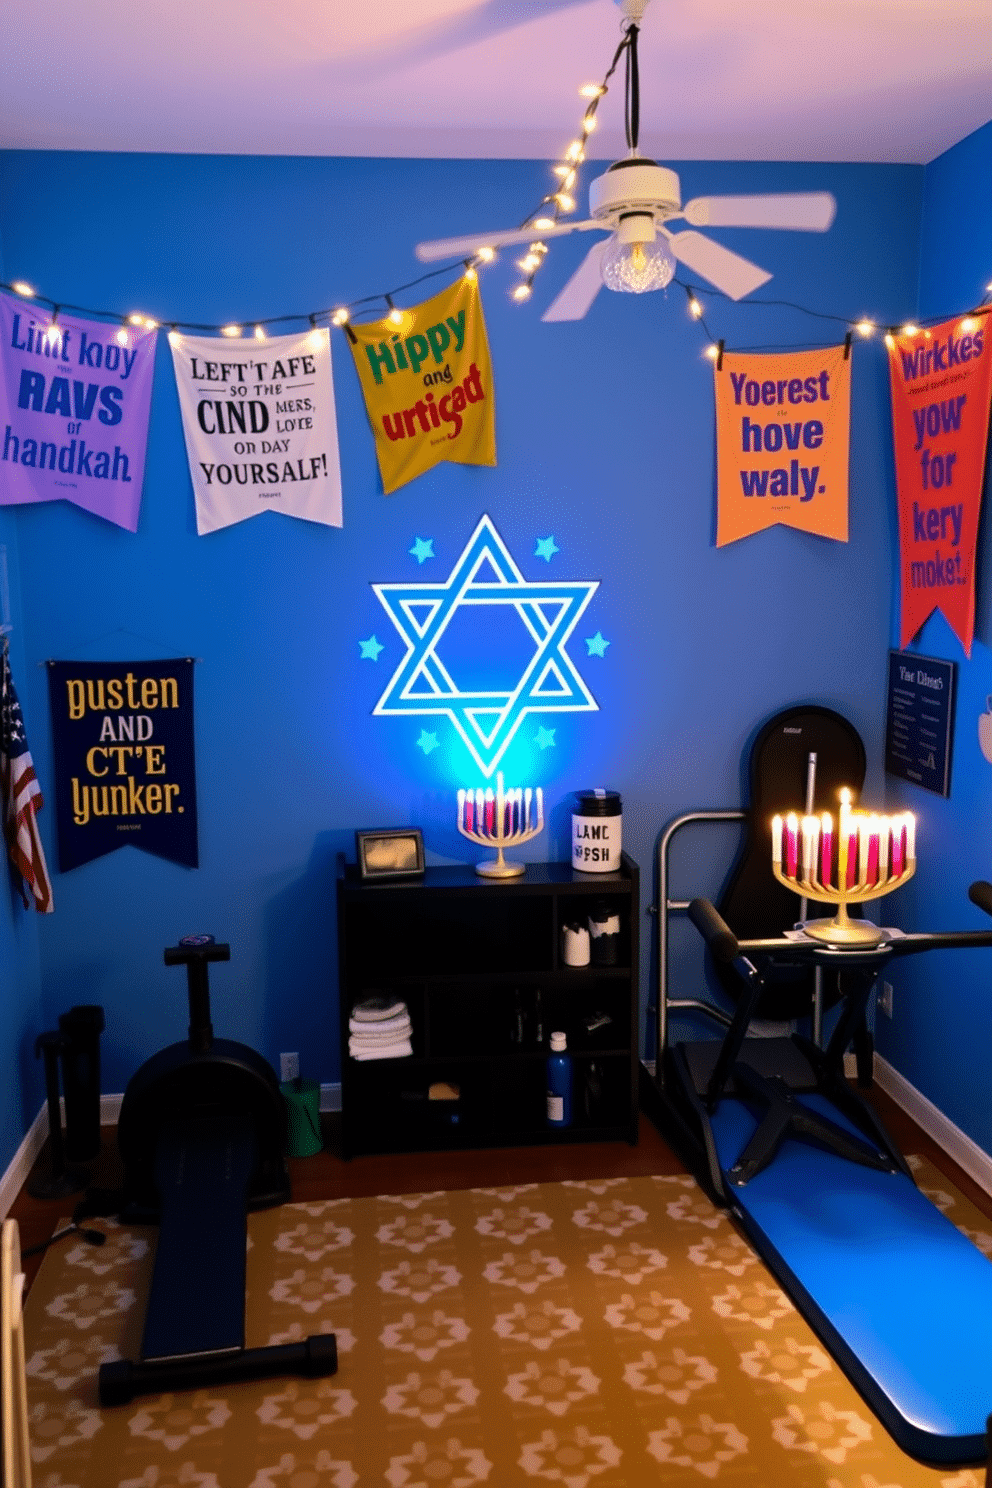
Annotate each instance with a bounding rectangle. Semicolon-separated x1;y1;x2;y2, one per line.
2;9;991;358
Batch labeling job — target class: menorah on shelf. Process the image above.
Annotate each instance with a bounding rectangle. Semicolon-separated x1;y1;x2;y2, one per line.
457;772;544;879
772;788;916;945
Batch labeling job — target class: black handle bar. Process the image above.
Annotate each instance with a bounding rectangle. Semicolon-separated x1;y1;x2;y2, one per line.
688;893;992;964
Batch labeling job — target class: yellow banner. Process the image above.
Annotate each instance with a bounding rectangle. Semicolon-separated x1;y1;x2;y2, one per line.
348;276;496;495
715;345;850;547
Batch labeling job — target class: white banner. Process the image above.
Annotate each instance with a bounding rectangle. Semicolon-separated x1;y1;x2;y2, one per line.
169;328;343;534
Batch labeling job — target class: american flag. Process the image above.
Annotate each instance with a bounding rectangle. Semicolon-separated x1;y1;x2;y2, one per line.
1;638;54;913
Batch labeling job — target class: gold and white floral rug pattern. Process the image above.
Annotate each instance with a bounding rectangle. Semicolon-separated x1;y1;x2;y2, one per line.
21;1155;991;1487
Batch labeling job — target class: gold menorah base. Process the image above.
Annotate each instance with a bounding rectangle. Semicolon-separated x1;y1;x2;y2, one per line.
474;847;526;880
801;912;886;947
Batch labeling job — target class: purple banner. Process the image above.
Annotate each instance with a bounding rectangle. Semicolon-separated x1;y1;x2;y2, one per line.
0;293;156;531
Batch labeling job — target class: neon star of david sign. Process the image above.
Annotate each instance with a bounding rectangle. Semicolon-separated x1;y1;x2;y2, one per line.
371;514;600;777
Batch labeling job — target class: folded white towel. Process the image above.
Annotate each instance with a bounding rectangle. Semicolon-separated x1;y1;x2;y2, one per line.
349;1038;413;1060
349;1011;411;1037
351;996;408;1023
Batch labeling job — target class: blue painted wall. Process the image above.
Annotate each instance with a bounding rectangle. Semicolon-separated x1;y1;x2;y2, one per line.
873;121;992;1150
0;150;925;1174
0;201;45;1165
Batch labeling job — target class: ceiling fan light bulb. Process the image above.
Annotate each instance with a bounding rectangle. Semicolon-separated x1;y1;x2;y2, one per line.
601;232;675;294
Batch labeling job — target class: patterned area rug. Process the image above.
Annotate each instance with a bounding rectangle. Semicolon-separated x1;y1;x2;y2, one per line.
21;1155;992;1488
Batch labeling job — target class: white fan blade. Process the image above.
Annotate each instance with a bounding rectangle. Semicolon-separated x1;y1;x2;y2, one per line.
415;220;599;263
541;241;608;322
682;192;836;232
667;230;772;300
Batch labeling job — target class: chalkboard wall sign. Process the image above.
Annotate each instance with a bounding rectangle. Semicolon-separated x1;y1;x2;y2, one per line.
885;650;956;797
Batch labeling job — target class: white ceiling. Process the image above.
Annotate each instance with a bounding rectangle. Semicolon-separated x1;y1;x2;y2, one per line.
1;0;990;166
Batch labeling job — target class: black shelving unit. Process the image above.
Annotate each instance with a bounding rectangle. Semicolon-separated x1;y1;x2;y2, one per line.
335;853;640;1157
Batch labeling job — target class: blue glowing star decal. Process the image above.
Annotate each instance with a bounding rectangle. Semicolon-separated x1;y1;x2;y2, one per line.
585;631;610;657
359;635;385;660
372;514;599;777
417;729;440;755
534;535;559;562
535;726;556;750
409;537;435;564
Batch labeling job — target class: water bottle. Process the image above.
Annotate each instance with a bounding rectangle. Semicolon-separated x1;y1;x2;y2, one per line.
546;1031;572;1128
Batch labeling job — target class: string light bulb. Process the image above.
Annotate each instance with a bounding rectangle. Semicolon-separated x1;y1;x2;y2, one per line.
331;307;350;326
960;316;978;333
532;216;555;230
901;323;920;336
884;332;896;349
475;246;496;263
704;344;720;360
116;327;129;347
221;324;241;337
254;324;267;340
687;292;703;319
463;265;477;282
11;280;35;298
856;319;875;337
512;284;533;302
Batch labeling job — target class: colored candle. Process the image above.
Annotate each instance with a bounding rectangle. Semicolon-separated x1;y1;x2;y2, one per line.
785;814;799;877
905;812;916;862
536;787;544;827
858;817;870;884
891;821;904;877
484;788;495;836
837;789;852;891
458;789;466;831
866;816;879;887
820;812;833;889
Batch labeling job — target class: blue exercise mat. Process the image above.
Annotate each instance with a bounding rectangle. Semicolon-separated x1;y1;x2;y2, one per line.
710;1095;992;1465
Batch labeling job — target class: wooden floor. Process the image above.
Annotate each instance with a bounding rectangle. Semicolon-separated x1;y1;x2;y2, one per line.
8;1076;992;1297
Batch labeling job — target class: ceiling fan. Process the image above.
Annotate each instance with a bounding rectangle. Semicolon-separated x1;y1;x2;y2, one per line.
414;0;836;322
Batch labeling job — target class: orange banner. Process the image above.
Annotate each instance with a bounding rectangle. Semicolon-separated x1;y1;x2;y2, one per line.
714;345;850;547
888;315;992;658
348;276;496;496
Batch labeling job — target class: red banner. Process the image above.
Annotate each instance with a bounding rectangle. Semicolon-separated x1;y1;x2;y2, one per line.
889;314;992;657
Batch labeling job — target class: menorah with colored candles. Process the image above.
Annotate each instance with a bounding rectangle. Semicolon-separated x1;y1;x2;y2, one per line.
771;788;916;945
457;772;544;879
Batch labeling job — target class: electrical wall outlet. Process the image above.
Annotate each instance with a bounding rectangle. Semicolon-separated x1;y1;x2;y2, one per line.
879;982;894;1019
280;1051;300;1082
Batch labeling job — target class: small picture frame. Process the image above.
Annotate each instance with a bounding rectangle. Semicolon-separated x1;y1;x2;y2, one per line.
356;828;425;880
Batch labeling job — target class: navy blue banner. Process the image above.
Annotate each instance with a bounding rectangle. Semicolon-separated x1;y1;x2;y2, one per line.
47;659;199;871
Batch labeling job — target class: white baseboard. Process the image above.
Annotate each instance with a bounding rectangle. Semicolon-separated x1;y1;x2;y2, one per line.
873;1054;992;1198
0;1103;50;1221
